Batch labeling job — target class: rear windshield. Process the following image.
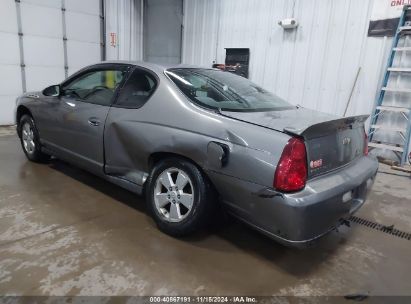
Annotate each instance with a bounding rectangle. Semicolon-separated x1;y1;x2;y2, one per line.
165;68;293;112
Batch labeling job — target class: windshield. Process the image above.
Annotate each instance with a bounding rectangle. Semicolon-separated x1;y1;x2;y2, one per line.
165;68;293;112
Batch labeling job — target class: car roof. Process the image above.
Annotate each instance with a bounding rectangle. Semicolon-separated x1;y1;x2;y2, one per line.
98;60;212;74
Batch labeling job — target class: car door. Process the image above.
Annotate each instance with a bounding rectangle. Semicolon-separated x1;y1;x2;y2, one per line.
104;67;159;185
44;65;130;174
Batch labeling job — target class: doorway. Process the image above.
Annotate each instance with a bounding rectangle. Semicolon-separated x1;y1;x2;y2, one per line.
143;0;183;64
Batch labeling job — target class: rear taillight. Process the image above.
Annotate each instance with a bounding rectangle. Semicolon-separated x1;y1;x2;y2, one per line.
274;137;307;192
364;130;369;156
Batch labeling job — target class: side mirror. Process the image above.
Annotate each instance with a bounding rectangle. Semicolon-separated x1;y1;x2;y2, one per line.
42;85;60;97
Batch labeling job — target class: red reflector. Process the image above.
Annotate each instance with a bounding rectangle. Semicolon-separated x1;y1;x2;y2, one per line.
364;131;369;156
274;137;307;192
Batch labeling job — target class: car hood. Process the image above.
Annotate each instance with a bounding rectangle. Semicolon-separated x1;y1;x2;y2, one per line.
221;107;369;139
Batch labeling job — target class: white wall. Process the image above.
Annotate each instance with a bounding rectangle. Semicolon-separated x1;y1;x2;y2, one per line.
0;0;102;125
103;0;392;121
182;0;391;120
183;0;411;160
0;0;397;134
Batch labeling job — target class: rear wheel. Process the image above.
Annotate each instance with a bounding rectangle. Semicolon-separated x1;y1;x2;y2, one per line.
19;115;50;162
146;157;217;236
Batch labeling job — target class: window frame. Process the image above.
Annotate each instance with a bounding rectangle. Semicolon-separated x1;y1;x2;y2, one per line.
60;63;133;107
111;65;160;109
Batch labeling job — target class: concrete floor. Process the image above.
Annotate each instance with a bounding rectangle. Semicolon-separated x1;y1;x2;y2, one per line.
0;132;411;297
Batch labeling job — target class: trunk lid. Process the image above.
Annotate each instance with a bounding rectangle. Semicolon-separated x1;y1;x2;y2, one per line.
221;108;368;178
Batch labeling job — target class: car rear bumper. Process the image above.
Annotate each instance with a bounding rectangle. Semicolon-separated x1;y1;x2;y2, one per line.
209;155;378;248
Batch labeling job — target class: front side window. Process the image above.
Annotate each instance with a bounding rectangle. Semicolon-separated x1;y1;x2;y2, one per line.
165;68;293;112
62;69;126;106
115;69;157;108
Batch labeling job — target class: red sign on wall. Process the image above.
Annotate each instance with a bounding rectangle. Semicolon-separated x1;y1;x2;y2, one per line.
109;32;117;47
391;0;411;7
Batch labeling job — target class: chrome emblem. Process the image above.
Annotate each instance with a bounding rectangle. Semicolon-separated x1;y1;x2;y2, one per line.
342;137;351;145
310;159;323;169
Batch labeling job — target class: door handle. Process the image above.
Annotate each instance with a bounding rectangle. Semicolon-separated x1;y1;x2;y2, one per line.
64;101;76;107
88;118;100;127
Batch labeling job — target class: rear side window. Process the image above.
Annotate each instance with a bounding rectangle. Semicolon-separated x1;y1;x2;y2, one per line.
115;69;157;108
165;68;292;112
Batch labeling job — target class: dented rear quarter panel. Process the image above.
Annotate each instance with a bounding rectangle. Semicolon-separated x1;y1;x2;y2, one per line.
104;69;291;193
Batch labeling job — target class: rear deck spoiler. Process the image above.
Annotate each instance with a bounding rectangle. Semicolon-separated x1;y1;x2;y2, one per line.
283;115;369;139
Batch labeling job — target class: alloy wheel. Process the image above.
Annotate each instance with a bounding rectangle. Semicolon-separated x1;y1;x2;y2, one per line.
153;167;194;222
22;122;35;154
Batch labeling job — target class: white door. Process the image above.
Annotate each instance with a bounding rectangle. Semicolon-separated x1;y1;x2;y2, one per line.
0;1;22;125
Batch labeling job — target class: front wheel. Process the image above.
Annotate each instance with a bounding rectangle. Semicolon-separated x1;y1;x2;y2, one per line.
146;157;217;236
19;114;50;162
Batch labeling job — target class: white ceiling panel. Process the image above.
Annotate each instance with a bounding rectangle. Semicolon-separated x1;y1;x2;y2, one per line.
25;66;65;91
0;96;19;125
24;36;64;67
0;65;22;95
20;0;61;9
65;0;100;15
0;33;20;65
21;3;62;38
0;1;18;33
67;40;100;69
65;11;100;43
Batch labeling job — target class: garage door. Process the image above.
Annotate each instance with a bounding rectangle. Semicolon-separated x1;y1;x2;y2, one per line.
0;1;21;125
0;0;102;125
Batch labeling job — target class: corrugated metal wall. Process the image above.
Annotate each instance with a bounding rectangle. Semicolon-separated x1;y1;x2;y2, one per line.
182;0;391;120
105;0;143;61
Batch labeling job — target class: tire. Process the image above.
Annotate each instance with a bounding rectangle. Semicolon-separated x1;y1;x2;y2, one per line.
146;157;217;237
19;114;50;163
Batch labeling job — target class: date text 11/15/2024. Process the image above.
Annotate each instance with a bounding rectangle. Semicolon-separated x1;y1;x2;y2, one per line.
149;296;257;303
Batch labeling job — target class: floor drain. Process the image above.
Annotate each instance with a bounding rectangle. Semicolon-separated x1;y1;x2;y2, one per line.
349;216;411;241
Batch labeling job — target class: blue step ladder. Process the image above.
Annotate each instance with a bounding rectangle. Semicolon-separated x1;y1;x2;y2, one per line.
369;5;411;166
